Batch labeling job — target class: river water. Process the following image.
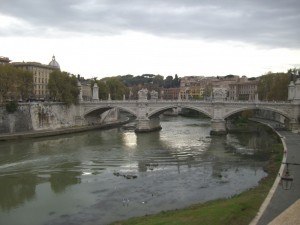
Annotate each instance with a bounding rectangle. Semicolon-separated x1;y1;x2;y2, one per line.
0;116;278;225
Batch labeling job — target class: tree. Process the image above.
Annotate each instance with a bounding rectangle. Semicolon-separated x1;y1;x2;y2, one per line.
48;71;80;105
164;76;173;88
98;81;109;100
173;74;180;87
153;75;164;87
104;77;129;100
0;64;16;101
257;72;289;101
0;64;33;102
5;101;18;113
18;70;33;100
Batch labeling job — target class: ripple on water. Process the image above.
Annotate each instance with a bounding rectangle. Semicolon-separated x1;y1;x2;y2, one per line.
0;116;274;225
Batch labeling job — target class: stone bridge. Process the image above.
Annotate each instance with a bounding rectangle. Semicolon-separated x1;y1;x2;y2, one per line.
75;81;300;134
75;99;299;134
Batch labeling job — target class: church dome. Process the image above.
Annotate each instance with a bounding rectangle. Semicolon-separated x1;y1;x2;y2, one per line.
49;55;60;69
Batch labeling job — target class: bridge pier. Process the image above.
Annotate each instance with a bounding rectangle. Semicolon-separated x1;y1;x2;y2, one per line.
210;119;227;135
287;120;299;133
135;117;162;133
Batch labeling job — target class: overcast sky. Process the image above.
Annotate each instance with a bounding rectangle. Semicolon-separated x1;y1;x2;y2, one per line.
1;0;300;78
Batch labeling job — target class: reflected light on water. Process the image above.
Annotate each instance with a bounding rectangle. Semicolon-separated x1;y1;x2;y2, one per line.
0;116;277;225
123;132;137;148
82;171;92;176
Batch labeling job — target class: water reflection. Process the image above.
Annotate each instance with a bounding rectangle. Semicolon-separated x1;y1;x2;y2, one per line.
226;127;277;161
50;162;81;193
123;132;137;148
0;174;37;211
0;116;279;225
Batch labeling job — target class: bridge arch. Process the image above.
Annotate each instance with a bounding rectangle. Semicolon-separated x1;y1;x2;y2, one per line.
84;106;138;118
224;105;292;121
148;105;179;118
180;105;212;118
148;105;212;118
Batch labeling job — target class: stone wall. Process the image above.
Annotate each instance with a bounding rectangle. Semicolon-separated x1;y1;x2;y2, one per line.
254;109;286;123
0;103;119;134
29;103;79;130
0;105;32;133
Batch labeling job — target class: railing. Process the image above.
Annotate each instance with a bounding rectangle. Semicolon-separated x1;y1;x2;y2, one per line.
79;99;291;105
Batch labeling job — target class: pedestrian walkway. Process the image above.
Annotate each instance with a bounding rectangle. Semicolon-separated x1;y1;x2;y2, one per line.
268;199;300;225
250;119;300;225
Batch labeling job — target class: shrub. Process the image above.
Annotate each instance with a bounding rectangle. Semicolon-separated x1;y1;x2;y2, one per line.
5;101;18;113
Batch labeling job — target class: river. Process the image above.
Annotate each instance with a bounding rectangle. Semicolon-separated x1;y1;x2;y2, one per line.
0;116;278;225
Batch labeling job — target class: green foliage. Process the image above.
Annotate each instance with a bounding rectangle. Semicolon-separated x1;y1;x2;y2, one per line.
18;70;34;100
117;74;179;89
119;74;160;87
173;74;180;87
97;80;110;100
164;75;174;88
103;74;179;99
5;101;18;113
257;72;289;101
229;110;255;125
105;77;129;100
0;64;33;102
153;75;164;87
91;77;129;100
225;74;235;78
48;71;79;105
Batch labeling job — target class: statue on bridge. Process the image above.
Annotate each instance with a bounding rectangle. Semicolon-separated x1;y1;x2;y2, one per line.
212;88;227;101
138;88;148;101
150;90;158;100
289;69;300;82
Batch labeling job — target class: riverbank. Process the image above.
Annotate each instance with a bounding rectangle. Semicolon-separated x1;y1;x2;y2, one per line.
110;120;284;225
254;120;300;224
0;120;128;141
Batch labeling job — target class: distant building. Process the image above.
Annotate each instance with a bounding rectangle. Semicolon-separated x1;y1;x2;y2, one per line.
180;76;215;99
228;76;258;101
162;87;180;100
0;56;10;64
179;75;257;100
210;75;239;89
13;56;60;100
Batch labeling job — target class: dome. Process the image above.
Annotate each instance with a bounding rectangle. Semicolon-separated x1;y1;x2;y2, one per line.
49;55;60;69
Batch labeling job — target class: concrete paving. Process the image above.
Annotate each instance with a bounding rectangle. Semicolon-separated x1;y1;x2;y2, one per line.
250;119;300;225
268;199;300;225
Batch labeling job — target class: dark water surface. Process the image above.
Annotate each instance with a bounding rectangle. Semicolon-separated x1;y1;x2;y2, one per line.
0;116;277;225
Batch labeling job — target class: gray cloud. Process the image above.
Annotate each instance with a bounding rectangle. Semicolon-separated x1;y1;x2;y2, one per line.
1;0;300;48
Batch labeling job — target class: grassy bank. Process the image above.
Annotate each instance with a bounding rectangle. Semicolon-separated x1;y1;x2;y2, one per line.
111;128;283;225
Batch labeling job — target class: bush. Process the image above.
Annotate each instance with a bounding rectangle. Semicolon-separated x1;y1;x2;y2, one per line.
6;101;18;113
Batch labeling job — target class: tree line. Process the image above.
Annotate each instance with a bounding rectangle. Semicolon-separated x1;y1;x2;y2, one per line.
48;70;80;105
2;62;299;106
86;74;181;100
257;71;293;101
0;64;33;103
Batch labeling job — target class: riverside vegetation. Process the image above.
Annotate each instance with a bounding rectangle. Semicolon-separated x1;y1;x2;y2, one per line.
111;122;283;225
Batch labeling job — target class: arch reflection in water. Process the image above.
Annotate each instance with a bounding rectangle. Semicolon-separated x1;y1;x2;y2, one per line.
0;116;279;225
